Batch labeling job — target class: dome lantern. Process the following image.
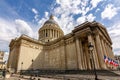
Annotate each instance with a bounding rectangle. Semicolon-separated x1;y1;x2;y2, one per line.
50;14;54;20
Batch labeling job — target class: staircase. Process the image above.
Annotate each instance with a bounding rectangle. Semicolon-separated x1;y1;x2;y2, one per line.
21;70;120;76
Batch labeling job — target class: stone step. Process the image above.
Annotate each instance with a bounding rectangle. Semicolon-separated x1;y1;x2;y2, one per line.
21;70;120;77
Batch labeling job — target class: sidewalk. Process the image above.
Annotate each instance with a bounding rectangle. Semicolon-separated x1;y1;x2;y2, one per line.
0;73;120;80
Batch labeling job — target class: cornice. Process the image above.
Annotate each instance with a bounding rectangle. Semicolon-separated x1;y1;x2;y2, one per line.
9;39;21;51
65;37;74;45
72;21;91;33
20;39;43;50
19;35;44;45
95;23;112;44
9;39;16;47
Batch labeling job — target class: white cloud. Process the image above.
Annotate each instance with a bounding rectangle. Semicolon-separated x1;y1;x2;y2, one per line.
101;4;119;20
77;16;86;24
0;18;34;51
77;14;95;25
112;0;120;7
90;0;103;9
32;8;38;14
15;19;33;37
54;14;75;34
34;15;39;21
49;0;97;34
0;19;17;42
38;12;49;27
54;0;87;15
45;12;49;18
87;14;95;22
95;8;100;12
3;52;9;62
108;22;120;55
32;8;39;21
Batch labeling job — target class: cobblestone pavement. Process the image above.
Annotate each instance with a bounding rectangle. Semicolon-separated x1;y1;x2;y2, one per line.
0;74;120;80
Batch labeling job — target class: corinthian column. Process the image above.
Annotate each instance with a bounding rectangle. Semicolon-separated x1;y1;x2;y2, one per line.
44;30;45;37
75;37;83;69
79;38;84;69
48;29;49;37
95;34;106;69
50;29;52;38
53;30;55;38
60;40;66;70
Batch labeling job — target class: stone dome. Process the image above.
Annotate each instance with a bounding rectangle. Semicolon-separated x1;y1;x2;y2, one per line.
38;15;64;42
44;15;58;25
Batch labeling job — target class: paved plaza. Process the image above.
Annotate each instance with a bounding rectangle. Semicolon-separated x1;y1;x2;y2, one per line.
0;73;120;80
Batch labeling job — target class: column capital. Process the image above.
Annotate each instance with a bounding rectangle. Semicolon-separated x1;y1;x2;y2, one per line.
86;31;92;36
74;34;83;40
86;30;99;37
87;32;93;43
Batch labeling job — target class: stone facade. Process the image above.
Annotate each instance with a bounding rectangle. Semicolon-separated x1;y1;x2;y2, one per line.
7;15;115;72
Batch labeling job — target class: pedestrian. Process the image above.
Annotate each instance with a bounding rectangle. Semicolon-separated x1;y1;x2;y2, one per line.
2;70;6;78
29;76;33;80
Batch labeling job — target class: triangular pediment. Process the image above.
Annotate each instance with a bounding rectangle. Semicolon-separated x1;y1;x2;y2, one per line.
97;23;112;44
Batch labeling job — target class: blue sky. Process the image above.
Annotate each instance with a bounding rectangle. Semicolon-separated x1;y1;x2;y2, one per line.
0;0;120;60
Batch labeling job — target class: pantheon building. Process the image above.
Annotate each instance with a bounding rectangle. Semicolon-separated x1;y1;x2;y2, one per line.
7;15;115;72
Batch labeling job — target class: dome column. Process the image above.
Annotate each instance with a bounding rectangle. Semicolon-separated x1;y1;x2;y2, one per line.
38;14;64;42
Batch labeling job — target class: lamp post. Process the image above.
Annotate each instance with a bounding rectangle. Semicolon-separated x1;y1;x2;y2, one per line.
3;67;6;79
116;57;120;70
31;59;34;70
31;59;34;78
88;42;98;80
118;57;120;69
21;62;23;74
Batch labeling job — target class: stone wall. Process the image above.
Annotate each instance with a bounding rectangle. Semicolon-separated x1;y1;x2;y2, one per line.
17;39;43;71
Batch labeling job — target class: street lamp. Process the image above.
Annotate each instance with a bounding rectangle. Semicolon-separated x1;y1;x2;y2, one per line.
88;42;98;80
31;59;34;70
21;62;23;74
31;59;34;79
116;57;120;70
20;62;23;78
2;66;6;78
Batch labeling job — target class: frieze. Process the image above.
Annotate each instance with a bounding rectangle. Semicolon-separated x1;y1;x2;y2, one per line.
20;39;43;50
18;34;73;50
65;37;74;45
47;41;63;50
